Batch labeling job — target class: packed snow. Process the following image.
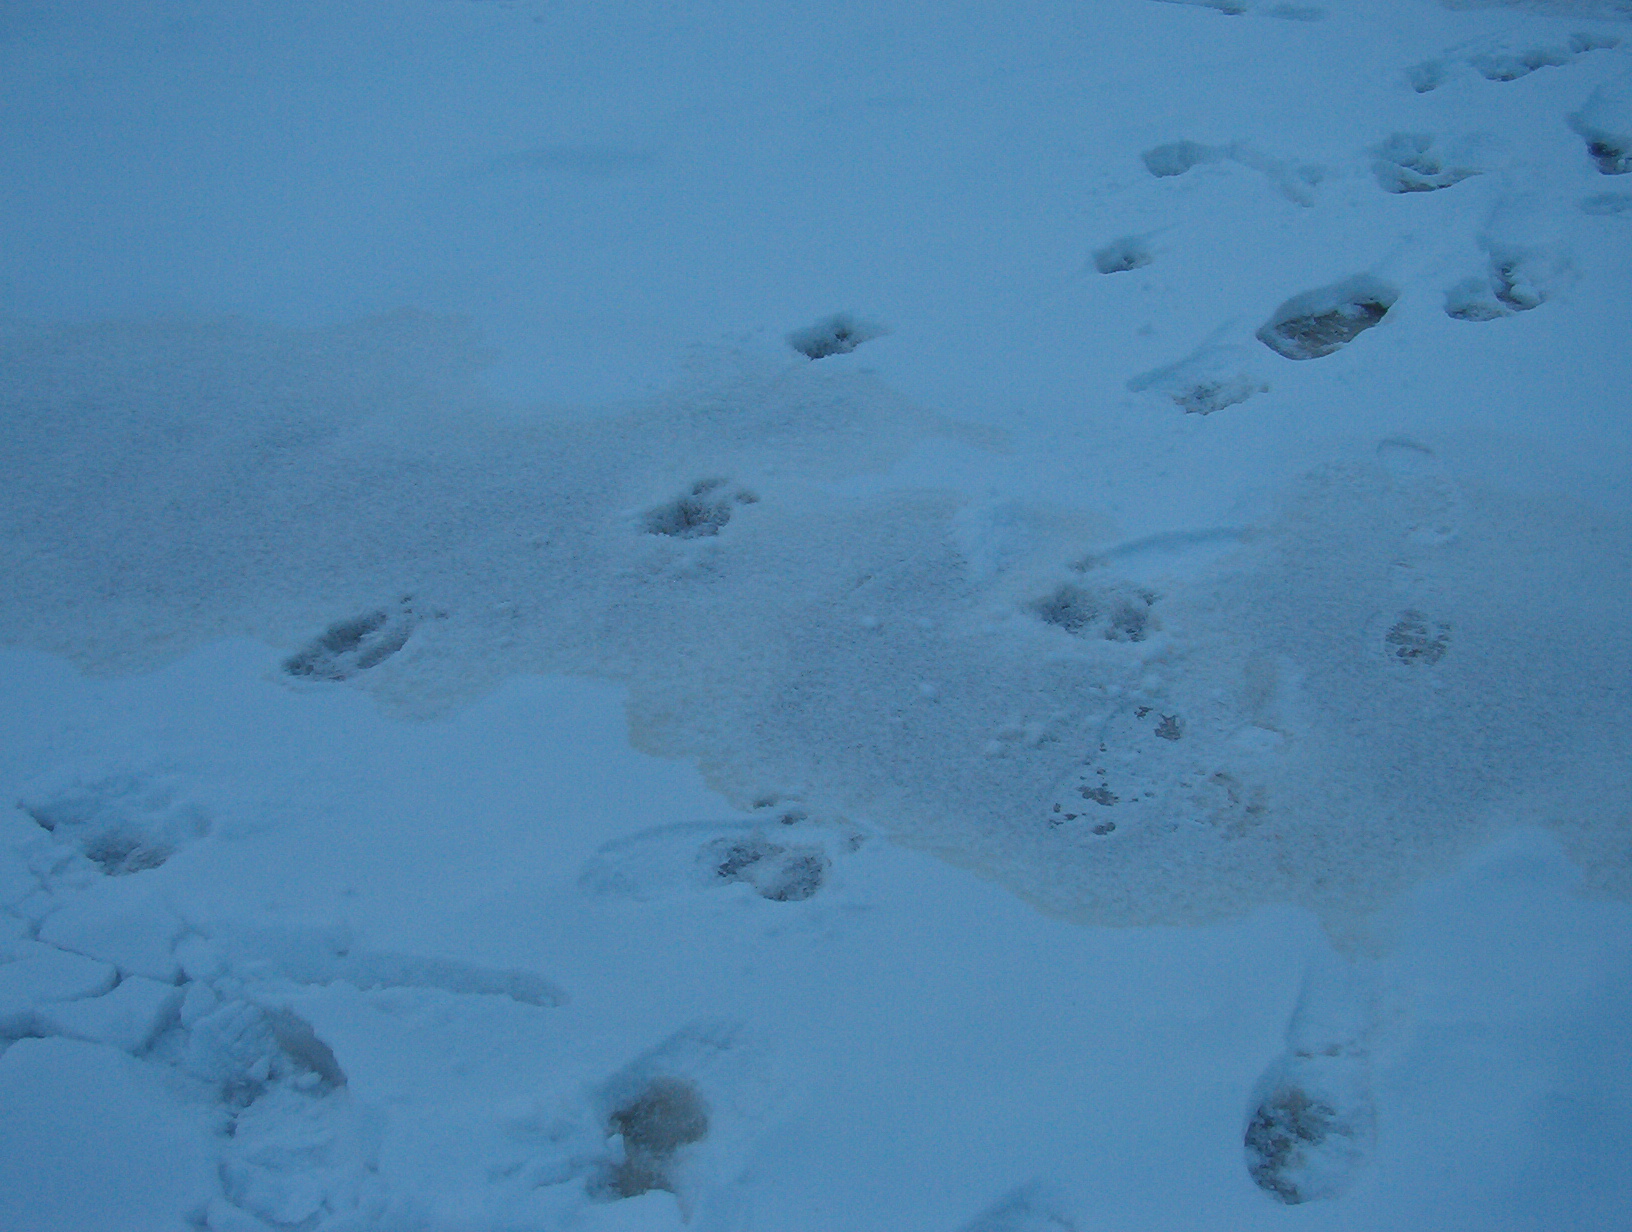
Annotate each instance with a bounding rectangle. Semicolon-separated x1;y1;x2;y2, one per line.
2;1;1630;1229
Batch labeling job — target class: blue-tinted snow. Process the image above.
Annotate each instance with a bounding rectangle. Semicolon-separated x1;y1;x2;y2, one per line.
2;0;1631;1228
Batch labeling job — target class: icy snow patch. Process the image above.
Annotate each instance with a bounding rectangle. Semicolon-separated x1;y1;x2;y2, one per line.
2;314;1630;931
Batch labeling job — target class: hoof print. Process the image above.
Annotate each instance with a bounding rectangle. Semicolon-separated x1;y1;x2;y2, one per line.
1257;276;1397;360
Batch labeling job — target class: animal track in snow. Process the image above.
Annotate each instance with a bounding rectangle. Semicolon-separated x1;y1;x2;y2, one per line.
1027;577;1158;643
698;835;829;902
1150;0;1326;18
1383;610;1452;665
1257;276;1398;360
1244;953;1378;1204
1092;234;1154;274
19;770;209;876
503;1023;769;1220
596;1075;711;1199
1371;133;1480;194
1143;139;1322;205
643;478;759;539
283;599;416;682
787;313;888;359
957;1182;1078;1231
579;817;848;904
1127;342;1269;415
1581;191;1632;215
1444;246;1560;321
1407;32;1619;93
1376;437;1462;548
1043;704;1266;839
1570;86;1632;175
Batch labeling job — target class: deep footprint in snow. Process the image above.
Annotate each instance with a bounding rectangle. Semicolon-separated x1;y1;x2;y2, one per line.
1444;246;1558;321
1142;140;1224;178
1245;1080;1373;1204
1091;234;1154;274
173;993;376;1228
1143;139;1320;204
598;1075;710;1199
1371;133;1479;194
19;770;210;875
1407;32;1618;93
1570;86;1632;176
181;998;346;1104
1244;952;1378;1205
787;313;888;359
283;599;415;682
553;1023;765;1216
643;479;758;539
1257;275;1397;360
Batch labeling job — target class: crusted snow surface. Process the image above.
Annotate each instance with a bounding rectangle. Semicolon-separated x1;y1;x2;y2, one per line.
3;0;1632;1228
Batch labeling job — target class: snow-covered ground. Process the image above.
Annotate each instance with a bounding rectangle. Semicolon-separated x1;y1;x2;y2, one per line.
2;1;1630;1229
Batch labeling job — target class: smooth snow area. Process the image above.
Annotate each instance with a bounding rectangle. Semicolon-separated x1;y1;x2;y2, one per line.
2;1;1630;1229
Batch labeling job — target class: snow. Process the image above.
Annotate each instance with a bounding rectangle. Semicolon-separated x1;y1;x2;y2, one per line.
2;0;1631;1228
